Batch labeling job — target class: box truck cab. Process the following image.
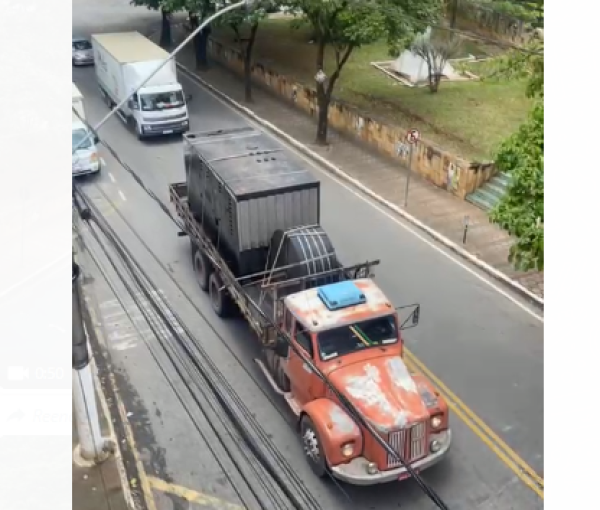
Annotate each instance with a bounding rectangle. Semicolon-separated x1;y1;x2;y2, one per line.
72;83;101;176
91;32;190;140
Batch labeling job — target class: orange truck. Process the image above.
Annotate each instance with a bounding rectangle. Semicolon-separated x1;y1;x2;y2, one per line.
170;128;452;485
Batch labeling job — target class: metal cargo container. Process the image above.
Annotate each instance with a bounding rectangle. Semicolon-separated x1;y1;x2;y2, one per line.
184;127;321;277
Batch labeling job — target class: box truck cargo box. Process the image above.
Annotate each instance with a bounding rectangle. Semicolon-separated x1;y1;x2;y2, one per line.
91;31;190;139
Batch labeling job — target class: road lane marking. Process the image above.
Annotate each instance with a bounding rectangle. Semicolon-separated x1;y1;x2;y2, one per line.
177;71;543;324
148;477;243;509
119;189;127;201
405;349;544;499
108;172;116;183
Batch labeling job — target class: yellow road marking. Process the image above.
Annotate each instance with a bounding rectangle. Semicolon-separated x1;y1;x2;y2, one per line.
148;477;243;509
404;349;544;500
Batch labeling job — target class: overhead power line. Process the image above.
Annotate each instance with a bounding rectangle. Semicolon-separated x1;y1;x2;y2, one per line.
71;107;451;509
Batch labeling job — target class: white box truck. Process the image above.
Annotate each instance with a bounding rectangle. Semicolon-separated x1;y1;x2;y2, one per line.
91;31;190;140
72;83;101;176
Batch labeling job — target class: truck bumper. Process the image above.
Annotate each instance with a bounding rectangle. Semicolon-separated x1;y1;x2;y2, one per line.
139;119;189;137
330;430;452;486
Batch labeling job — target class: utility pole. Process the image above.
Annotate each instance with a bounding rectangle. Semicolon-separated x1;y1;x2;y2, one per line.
73;258;109;462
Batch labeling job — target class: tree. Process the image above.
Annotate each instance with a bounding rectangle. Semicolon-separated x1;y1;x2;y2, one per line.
130;0;173;47
217;2;275;102
286;0;443;145
411;31;461;93
488;12;544;271
163;0;217;69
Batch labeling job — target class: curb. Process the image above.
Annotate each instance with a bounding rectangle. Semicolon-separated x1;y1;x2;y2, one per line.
146;24;543;310
176;62;543;310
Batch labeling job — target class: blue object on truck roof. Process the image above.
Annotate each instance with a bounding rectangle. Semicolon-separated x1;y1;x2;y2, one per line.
317;281;366;311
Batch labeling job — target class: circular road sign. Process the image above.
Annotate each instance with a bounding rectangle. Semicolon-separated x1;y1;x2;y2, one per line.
406;129;420;144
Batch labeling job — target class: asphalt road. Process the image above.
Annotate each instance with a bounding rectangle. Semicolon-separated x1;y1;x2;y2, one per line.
73;1;544;509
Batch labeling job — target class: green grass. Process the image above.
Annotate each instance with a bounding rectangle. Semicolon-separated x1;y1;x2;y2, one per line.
213;17;532;161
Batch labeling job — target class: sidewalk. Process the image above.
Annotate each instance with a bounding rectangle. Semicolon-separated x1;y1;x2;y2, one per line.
167;28;543;298
72;388;131;510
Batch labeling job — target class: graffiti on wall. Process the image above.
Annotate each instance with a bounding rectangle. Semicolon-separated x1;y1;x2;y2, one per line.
396;141;410;159
447;162;460;191
355;117;364;132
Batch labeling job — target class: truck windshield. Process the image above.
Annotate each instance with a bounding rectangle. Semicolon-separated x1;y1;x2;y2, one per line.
72;128;92;151
140;91;185;111
317;314;398;361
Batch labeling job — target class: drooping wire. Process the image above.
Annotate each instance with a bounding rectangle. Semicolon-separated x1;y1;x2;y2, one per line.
71;105;450;508
74;187;323;510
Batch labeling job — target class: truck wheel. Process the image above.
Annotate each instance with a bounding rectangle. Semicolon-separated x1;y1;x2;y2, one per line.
300;416;327;478
272;354;291;392
208;272;233;318
192;245;211;292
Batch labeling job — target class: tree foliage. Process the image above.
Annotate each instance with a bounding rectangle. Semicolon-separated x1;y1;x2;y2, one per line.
488;7;543;271
284;0;443;144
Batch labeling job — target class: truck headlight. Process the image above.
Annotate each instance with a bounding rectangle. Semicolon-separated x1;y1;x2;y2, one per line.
341;443;354;457
430;440;441;453
431;415;442;429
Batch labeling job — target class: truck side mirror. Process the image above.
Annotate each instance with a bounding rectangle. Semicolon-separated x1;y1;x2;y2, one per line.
274;335;289;358
93;135;100;144
397;303;421;331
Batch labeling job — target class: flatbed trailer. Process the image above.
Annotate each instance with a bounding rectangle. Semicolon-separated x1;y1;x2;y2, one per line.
169;182;380;346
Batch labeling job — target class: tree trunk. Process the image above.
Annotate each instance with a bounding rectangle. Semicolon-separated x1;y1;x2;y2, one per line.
316;87;329;145
159;9;172;48
429;73;441;93
315;40;328;145
243;23;259;102
188;12;210;70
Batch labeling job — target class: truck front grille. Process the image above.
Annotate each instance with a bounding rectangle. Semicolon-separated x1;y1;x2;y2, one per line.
386;421;427;469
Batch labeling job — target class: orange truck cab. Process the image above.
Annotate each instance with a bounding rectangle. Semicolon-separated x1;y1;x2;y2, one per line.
264;278;452;485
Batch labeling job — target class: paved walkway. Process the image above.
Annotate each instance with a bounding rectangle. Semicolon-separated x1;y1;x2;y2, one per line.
72;393;131;510
167;28;543;298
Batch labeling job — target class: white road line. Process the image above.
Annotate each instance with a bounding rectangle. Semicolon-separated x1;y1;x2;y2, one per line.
108;172;116;183
178;71;543;324
118;190;127;201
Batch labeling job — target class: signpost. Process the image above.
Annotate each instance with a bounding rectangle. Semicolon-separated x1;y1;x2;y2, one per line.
404;129;420;207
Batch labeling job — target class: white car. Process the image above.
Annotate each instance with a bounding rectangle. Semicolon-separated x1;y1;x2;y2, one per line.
72;38;94;66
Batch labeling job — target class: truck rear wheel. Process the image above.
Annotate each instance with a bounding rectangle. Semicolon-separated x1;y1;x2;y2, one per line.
300;416;327;478
192;245;211;292
208;272;233;318
265;350;291;392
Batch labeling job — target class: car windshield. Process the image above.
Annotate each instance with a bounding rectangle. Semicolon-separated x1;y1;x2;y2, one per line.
72;128;92;151
317;314;398;361
140;91;185;111
73;40;92;51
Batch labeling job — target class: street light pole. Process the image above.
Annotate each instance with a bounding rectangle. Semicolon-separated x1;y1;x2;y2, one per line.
73;258;109;462
72;0;255;154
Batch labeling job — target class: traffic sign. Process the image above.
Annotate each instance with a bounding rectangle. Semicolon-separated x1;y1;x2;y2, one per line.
406;129;420;144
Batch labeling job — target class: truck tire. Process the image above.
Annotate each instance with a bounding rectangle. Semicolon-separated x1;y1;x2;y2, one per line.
268;351;291;392
208;272;233;318
300;416;328;478
192;245;211;292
